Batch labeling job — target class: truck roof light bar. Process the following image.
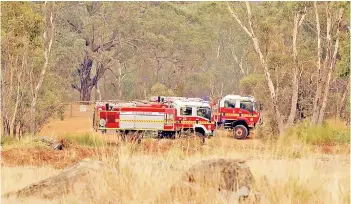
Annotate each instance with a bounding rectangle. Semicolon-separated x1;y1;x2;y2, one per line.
150;96;204;103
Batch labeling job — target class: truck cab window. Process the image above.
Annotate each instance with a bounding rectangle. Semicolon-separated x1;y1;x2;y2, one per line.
180;107;192;116
240;101;254;112
197;108;211;120
224;100;236;108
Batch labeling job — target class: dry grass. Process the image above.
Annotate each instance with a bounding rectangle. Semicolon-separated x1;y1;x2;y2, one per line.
2;101;349;203
2;116;349;203
1;132;350;204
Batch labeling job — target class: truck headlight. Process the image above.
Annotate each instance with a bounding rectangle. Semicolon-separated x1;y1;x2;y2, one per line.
99;119;106;127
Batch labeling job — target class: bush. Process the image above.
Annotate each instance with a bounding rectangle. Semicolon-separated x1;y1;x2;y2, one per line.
63;133;104;146
150;83;174;96
1;135;48;149
284;120;350;145
239;73;263;95
255;111;280;140
1;136;18;146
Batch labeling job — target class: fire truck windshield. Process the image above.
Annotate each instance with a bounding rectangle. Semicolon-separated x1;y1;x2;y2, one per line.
197;107;211;120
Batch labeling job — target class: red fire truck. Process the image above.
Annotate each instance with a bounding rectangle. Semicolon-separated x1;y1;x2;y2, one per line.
211;95;262;139
93;96;215;143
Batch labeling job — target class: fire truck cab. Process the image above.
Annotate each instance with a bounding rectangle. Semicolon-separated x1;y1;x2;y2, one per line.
211;95;261;139
170;99;214;138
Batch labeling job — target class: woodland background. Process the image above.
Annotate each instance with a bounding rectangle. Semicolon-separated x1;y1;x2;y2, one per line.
1;2;349;137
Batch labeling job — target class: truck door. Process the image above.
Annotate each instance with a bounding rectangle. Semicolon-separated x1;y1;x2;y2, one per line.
164;108;176;131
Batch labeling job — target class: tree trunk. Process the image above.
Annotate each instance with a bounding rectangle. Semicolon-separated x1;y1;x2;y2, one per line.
220;82;224;97
95;82;102;101
30;2;55;134
156;58;162;82
118;62;123;99
227;2;285;134
72;54;97;102
286;9;306;128
318;7;344;124
230;47;245;75
337;80;349;118
3;115;10;136
310;2;323;126
0;52;2;137
80;86;92;102
10;71;22;136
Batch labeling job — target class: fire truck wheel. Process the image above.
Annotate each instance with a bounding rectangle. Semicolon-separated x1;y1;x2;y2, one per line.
233;125;248;139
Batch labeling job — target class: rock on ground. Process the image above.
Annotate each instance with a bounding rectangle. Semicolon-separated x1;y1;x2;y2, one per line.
167;159;258;202
183;159;255;192
2;159;115;199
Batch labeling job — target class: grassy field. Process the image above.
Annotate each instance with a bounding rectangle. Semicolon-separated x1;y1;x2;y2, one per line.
1;117;350;204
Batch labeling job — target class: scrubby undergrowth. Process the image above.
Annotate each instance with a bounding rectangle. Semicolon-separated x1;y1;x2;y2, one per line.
1;119;349;203
2;138;349;204
284;119;350;145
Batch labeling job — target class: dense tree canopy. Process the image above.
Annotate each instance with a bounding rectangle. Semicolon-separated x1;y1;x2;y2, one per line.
1;2;349;136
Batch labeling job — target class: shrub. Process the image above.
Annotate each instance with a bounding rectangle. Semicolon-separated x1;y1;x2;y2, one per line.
150;83;174;97
1;135;48;149
62;133;104;146
1;136;18;146
255;111;280;140
284;120;350;145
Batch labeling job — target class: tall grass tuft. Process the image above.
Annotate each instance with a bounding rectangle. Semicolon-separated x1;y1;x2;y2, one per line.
1;135;48;149
62;133;104;147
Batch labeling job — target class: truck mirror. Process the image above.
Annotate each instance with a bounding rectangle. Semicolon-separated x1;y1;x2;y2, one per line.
259;103;263;111
105;103;109;111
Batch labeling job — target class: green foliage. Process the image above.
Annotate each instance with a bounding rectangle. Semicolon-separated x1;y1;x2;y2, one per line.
63;133;104;146
1;135;48;149
255;111;280;140
150;83;174;97
1;136;18;146
336;32;350;77
239;73;262;95
1;2;44;46
2;2;350;137
283;120;350;145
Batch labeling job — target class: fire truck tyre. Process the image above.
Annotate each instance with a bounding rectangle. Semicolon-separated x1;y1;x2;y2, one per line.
233;125;248;140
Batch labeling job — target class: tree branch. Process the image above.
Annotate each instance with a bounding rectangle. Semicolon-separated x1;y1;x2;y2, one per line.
71;84;81;92
227;3;253;38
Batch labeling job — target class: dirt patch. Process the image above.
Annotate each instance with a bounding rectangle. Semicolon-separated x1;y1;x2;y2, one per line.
38;117;93;137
